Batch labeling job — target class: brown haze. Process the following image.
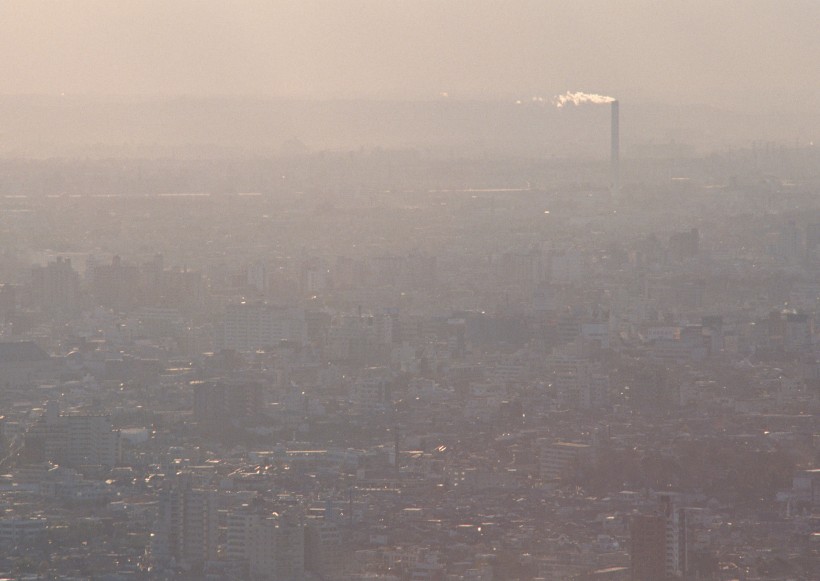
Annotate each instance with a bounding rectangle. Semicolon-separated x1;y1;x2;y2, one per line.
0;1;818;111
0;1;817;157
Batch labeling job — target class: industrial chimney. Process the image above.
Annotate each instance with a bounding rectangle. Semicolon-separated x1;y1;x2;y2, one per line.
610;100;620;199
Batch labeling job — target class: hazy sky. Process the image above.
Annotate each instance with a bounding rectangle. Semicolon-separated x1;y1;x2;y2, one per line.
1;1;818;111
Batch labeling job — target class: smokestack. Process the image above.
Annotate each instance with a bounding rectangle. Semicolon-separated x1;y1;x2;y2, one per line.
553;91;619;196
610;100;620;199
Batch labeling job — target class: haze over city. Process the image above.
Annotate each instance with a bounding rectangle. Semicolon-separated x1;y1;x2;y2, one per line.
0;2;817;581
0;1;817;108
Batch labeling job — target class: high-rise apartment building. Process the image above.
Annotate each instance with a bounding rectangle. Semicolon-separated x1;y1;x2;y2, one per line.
305;518;343;578
327;314;393;364
221;302;306;351
88;255;140;311
539;441;593;482
193;380;263;425
630;495;688;580
226;506;305;581
351;368;391;415
152;474;219;571
25;401;120;467
31;257;81;316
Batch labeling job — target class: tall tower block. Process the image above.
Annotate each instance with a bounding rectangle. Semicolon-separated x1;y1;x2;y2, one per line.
610;100;620;199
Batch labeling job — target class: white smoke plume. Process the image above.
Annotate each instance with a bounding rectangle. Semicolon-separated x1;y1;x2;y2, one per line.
554;91;616;108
